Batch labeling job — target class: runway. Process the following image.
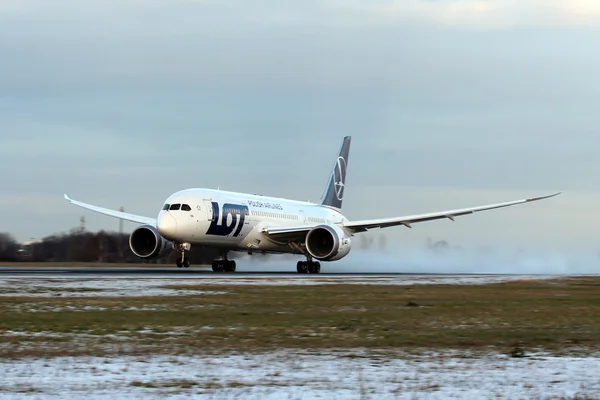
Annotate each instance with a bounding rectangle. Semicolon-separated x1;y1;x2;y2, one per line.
0;266;571;291
0;266;520;278
0;264;581;296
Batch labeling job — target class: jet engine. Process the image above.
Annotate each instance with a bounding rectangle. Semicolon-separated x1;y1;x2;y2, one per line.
129;224;172;259
305;224;352;261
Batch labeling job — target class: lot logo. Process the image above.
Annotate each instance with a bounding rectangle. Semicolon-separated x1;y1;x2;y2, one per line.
334;156;347;201
206;202;249;237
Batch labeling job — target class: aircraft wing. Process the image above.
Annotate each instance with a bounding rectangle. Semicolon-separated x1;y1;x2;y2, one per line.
343;192;561;233
63;194;156;225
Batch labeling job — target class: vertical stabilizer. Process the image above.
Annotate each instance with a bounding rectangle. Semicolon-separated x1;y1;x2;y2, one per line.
320;136;351;209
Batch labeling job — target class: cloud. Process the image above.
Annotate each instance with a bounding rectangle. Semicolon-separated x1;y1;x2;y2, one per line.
3;1;600;32
0;0;599;250
327;0;600;29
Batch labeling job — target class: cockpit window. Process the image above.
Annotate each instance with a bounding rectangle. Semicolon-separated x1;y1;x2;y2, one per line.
169;203;181;211
162;204;170;210
181;204;191;211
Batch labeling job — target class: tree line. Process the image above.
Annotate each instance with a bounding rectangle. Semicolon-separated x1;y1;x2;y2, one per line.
0;230;219;265
0;228;397;264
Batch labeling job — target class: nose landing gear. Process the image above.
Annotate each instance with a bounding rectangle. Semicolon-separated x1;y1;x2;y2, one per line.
174;242;191;268
176;257;190;269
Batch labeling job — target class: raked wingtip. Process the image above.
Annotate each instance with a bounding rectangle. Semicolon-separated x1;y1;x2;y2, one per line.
526;192;561;202
543;191;562;200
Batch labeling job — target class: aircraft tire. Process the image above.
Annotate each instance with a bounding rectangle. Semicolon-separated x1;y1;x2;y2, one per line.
223;260;236;272
296;261;310;274
212;260;223;272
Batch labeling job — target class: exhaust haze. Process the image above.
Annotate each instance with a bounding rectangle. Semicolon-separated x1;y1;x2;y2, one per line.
238;246;599;275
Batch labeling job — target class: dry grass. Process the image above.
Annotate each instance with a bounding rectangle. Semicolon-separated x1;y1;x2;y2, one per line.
1;276;600;358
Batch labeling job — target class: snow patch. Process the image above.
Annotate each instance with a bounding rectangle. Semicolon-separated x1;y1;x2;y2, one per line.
0;278;229;297
0;351;599;399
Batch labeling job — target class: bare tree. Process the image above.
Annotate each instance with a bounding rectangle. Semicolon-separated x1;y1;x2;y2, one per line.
0;232;19;261
17;229;224;265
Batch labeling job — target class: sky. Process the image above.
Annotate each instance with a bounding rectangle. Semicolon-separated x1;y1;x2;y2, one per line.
1;0;599;253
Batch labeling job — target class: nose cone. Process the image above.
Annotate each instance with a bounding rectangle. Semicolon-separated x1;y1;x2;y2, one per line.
157;212;177;239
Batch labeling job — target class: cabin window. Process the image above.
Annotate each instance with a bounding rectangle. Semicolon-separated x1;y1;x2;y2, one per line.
181;204;192;211
169;204;181;211
162;204;170;210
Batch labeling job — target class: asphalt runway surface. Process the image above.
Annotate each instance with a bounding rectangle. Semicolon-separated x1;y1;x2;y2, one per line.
0;266;520;277
0;267;561;292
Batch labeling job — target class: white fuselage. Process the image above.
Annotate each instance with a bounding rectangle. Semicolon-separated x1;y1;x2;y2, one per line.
156;189;349;254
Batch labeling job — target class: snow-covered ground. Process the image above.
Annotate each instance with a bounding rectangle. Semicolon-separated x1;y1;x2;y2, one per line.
0;276;230;297
1;350;599;399
2;272;598;398
0;274;575;298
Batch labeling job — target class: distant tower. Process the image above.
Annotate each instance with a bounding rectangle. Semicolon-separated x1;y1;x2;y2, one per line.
119;206;125;234
80;216;86;233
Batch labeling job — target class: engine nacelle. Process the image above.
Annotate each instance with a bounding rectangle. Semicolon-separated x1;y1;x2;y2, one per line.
129;224;172;259
305;224;352;261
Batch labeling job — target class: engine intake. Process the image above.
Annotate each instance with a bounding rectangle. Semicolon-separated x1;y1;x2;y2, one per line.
129;225;172;259
305;224;352;261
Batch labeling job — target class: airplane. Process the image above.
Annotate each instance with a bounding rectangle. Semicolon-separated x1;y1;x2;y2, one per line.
64;136;560;273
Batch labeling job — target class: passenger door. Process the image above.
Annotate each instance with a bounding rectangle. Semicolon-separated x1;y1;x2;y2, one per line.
203;199;215;222
298;209;306;224
192;200;214;235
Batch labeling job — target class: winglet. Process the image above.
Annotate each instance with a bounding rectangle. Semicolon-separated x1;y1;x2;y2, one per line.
526;192;562;202
64;194;71;202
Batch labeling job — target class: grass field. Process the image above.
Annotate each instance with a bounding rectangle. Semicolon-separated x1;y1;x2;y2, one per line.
1;276;600;358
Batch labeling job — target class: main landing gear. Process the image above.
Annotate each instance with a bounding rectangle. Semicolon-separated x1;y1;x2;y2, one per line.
297;259;321;274
212;252;236;272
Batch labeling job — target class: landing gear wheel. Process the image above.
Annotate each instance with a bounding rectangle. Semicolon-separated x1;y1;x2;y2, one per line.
223;260;236;272
296;261;310;274
174;243;191;269
212;260;223;272
211;256;236;272
313;261;321;274
308;261;321;273
297;260;321;274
